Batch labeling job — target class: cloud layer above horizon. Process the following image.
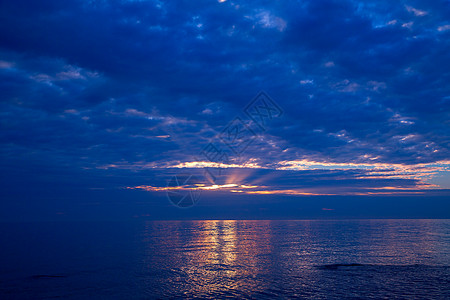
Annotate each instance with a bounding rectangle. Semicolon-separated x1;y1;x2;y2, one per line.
1;0;449;210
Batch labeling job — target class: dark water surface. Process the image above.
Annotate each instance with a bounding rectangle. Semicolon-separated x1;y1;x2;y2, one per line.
0;220;449;299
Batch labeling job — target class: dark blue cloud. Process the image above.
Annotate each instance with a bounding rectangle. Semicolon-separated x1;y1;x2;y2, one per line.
0;0;449;220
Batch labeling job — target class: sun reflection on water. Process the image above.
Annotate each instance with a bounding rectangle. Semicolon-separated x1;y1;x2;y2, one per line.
138;220;283;296
136;220;450;298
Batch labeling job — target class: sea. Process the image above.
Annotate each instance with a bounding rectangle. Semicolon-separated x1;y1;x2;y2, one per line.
0;219;449;299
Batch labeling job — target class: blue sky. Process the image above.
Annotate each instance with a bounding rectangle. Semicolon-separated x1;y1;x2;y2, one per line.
0;0;449;220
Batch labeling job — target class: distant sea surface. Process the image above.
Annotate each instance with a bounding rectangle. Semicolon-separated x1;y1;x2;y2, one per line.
0;220;449;299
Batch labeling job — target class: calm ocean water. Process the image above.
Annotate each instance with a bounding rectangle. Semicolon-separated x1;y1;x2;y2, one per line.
0;220;449;299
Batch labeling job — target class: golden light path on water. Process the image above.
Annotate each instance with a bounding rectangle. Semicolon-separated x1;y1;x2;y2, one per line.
136;220;450;298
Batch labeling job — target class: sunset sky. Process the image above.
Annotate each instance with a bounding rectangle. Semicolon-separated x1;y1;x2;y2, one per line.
1;0;449;220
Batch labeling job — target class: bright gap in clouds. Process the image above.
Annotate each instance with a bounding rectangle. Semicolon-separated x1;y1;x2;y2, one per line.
124;159;450;196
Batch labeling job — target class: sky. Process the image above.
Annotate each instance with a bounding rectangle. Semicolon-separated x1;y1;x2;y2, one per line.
0;0;449;221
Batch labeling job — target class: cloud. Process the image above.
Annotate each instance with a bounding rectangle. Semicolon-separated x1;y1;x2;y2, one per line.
405;6;428;17
122;159;450;196
437;24;450;32
0;0;449;216
246;10;287;32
